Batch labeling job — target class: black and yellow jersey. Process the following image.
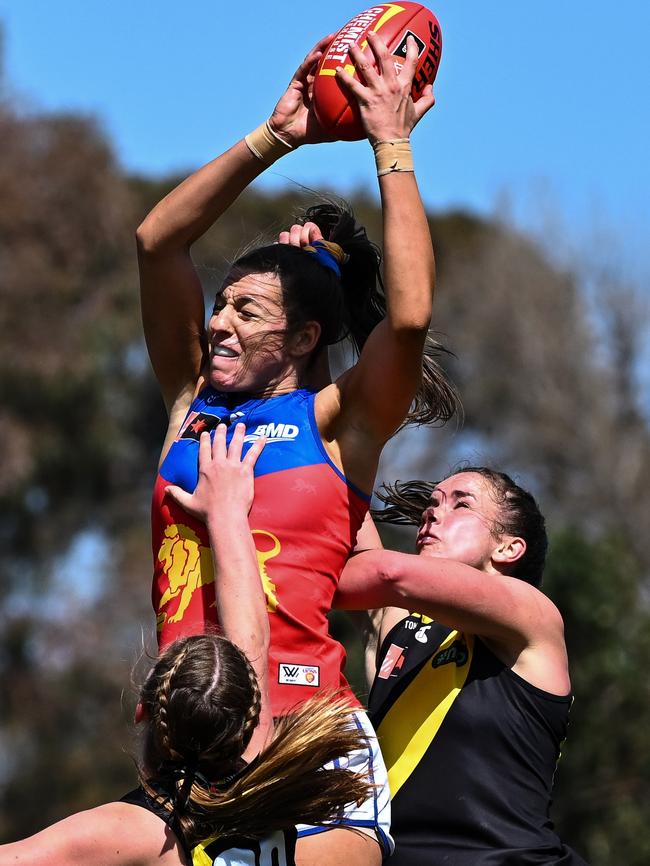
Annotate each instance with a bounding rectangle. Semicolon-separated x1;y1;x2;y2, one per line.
120;786;296;866
368;613;588;866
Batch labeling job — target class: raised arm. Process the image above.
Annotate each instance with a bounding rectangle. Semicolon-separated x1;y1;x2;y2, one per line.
335;549;570;694
136;37;333;416
165;424;270;754
325;34;436;447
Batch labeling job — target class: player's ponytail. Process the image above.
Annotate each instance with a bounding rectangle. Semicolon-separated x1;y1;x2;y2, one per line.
303;200;459;428
180;694;373;847
139;635;372;850
230;198;459;427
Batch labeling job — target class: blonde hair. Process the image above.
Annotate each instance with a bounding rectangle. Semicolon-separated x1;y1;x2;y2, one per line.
139;634;372;848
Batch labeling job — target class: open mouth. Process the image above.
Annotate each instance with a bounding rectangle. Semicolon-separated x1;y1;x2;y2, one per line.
212;345;239;358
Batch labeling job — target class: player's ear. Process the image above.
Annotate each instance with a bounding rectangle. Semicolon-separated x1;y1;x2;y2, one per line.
289;320;321;358
492;536;526;568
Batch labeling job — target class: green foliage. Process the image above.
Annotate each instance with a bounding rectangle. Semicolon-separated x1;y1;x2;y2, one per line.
545;530;650;866
1;91;649;865
0;633;135;839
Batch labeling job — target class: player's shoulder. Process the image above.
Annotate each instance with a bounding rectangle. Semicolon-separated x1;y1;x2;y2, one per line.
58;802;186;866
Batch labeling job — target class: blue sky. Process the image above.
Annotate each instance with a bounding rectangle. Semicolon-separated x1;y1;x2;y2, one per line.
1;1;649;257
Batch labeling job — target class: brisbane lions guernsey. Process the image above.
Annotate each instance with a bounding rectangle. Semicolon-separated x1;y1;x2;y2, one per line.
369;613;587;866
151;387;368;716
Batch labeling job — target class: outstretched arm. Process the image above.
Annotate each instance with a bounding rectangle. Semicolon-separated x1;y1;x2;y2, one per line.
0;801;183;866
335;549;570;694
136;36;334;418
327;34;436;447
165;424;271;754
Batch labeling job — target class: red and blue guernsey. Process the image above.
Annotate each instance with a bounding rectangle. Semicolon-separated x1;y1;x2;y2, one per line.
151;387;369;716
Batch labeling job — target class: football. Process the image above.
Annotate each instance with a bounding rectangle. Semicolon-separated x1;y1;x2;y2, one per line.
313;3;442;141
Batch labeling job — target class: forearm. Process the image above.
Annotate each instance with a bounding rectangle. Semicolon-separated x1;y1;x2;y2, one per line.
207;510;272;749
207;511;269;665
136;139;268;254
336;548;555;648
337;548;490;617
139;29;334;253
0;804;169;866
166;425;272;746
332;166;434;441
379;168;435;334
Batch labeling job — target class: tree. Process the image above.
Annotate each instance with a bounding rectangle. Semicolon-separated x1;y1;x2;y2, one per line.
545;530;650;866
1;86;649;862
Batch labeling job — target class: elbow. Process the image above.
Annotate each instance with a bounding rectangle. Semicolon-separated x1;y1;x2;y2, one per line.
135;212;181;257
233;628;269;670
135;217;156;254
135;216;163;256
249;635;271;674
379;550;411;595
368;550;411;605
339;550;414;609
393;317;431;338
390;295;434;335
250;623;271;657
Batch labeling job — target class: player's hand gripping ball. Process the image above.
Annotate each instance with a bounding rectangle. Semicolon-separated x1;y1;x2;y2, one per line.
313;3;442;141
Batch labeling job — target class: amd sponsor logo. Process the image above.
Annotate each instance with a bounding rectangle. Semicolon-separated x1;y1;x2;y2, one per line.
278;662;320;687
244;422;299;444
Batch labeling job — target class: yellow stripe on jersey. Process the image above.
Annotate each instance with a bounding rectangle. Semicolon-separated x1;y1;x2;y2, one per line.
192;836;219;866
377;630;474;797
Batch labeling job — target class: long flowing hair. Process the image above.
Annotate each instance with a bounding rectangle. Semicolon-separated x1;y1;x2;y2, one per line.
138;634;373;848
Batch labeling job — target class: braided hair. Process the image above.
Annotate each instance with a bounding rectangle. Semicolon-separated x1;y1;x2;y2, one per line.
138;634;373;848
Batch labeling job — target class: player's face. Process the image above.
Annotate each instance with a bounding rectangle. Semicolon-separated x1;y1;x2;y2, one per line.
207;271;293;394
415;472;502;571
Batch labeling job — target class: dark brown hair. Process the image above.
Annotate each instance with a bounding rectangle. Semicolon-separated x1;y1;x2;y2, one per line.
374;467;548;587
227;199;459;427
139;634;373;848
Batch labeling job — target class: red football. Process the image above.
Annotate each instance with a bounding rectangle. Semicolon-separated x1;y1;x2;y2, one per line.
313;3;442;141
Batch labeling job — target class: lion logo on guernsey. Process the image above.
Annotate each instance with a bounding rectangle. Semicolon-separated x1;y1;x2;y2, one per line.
157;525;282;628
157;524;215;628
252;530;281;612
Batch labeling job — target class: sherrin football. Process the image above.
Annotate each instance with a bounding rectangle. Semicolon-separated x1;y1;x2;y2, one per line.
313;3;442;141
